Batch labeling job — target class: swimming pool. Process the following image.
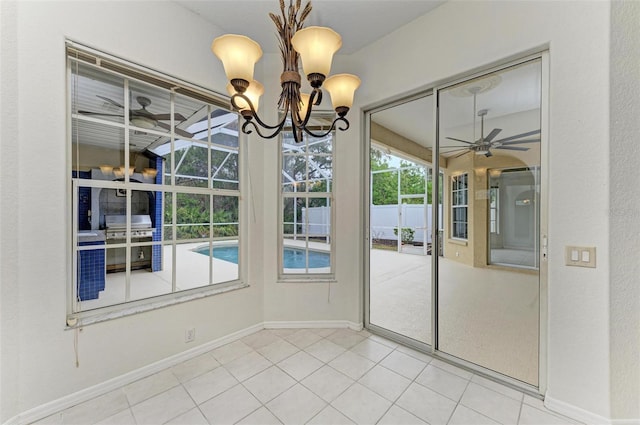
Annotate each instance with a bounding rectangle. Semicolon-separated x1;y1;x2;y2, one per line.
194;245;330;269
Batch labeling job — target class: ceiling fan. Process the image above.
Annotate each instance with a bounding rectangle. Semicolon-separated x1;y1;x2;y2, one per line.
79;95;193;139
441;109;540;158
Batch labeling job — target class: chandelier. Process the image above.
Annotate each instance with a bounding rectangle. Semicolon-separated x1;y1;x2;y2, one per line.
211;0;361;143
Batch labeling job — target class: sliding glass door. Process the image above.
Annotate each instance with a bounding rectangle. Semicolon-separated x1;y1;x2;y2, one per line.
435;58;542;386
365;55;545;389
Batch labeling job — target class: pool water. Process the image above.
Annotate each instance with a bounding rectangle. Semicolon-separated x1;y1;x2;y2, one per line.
195;245;330;269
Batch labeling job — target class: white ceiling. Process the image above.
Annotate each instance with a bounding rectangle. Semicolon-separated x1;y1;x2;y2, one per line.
173;0;445;54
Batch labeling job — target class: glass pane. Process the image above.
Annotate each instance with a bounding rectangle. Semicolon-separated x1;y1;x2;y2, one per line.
176;193;210;240
130;242;172;301
282;155;307;192
176;242;210;290
212;242;240;284
437;59;541;385
76;245;107;303
71;60;125;125
309;155;332;192
368;94;433;345
174;142;209;188
163;192;174;241
129;80;171;134
213;196;239;239
72;121;125;178
211;150;239;190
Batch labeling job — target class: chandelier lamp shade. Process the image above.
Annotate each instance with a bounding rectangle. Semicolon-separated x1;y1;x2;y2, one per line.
211;0;361;143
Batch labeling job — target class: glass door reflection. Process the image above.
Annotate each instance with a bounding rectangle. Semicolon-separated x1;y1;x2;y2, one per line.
368;94;433;345
436;59;542;385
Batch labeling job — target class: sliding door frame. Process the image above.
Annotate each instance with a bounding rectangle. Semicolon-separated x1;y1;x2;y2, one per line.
363;49;549;397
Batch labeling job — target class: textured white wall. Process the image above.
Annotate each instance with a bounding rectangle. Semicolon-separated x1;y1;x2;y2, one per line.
349;0;612;419
260;52;362;325
609;0;640;420
1;1;21;422
1;1;264;418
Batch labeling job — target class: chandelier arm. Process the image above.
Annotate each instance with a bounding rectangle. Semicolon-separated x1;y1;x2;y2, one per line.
301;116;350;139
241;119;288;139
231;93;288;131
294;88;321;130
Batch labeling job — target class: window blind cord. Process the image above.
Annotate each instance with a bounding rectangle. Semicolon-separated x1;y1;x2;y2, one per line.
74;327;80;368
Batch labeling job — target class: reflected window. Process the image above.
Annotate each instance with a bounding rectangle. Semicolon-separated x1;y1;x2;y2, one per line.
451;173;468;240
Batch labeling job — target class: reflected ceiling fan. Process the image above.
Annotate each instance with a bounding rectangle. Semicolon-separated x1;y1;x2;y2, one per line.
79;95;193;139
441;109;540;158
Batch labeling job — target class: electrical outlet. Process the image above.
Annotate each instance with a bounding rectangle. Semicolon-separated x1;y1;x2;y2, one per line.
185;328;195;343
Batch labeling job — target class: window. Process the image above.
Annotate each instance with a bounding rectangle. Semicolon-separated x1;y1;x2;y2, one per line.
489;186;499;234
69;44;243;321
280;116;334;278
451;173;468;240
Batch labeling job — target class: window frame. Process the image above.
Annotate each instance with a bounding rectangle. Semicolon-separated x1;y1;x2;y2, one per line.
450;173;468;240
67;42;246;325
278;116;336;281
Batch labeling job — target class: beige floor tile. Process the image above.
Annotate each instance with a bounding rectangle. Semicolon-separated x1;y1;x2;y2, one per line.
331;383;391;425
301;365;354;402
304;339;346;363
415;364;470;402
277;351;323;381
379;350;427;380
349;339;394;363
460;383;522;425
396;382;457;425
183;366;238;404
171;353;220;383
266;384;326;425
199;384;261;424
377;405;427;425
358;365;411;402
60;389;129;425
130;386;195;425
307;406;355;425
329;351;375;380
243;366;296;403
257;338;300;364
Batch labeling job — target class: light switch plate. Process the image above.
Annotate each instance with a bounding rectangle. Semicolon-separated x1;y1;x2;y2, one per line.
565;246;596;268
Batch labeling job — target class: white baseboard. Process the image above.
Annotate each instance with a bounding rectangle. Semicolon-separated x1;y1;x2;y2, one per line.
263;320;363;331
545;394;614;425
11;322;263;425
7;320;366;425
611;420;640;425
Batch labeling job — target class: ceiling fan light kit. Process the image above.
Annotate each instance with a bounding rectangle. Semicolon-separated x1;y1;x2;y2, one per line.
211;0;361;143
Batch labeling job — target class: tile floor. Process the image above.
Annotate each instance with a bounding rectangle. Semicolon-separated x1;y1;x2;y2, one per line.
34;328;580;425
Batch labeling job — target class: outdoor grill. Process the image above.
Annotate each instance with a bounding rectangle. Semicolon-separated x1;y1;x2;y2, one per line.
105;215;154;240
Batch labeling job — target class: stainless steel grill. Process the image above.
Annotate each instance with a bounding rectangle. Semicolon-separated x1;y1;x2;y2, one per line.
105;215;153;240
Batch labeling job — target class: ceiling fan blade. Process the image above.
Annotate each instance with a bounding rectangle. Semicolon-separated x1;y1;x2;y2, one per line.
445;136;474;144
483;128;502;143
452;150;470;159
156;121;193;139
96;95;124;109
495;146;529;151
440;145;472;149
493;129;541;144
152;113;187;122
500;138;540;145
78;110;124;117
